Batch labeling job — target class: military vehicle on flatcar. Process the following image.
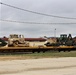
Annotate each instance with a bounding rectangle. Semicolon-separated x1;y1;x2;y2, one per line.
8;34;29;47
45;34;76;46
0;38;7;47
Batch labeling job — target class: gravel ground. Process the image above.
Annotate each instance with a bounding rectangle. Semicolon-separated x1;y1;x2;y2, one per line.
0;57;76;75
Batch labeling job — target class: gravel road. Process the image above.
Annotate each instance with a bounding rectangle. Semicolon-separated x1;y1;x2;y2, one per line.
0;57;76;75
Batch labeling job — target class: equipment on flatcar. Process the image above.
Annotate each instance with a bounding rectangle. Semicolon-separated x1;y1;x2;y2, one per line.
45;34;76;46
8;34;29;47
0;38;7;47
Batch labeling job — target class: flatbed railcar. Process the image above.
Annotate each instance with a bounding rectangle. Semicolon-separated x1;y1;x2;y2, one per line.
0;46;75;53
0;34;76;53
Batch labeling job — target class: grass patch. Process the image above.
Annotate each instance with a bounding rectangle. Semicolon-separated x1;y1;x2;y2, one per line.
0;51;76;60
23;51;76;57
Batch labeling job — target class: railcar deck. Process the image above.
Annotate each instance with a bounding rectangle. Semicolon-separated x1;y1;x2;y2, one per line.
0;46;76;53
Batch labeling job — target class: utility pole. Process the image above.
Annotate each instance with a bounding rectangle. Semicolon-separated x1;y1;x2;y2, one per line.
54;28;56;38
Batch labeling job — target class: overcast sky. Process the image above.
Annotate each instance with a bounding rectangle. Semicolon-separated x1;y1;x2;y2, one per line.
0;0;76;38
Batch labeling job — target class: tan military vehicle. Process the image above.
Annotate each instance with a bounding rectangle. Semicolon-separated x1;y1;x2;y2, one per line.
8;34;29;47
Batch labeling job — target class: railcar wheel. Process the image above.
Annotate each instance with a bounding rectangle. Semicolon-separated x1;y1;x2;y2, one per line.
68;50;70;52
64;50;66;52
43;50;45;53
37;50;40;53
32;50;35;53
58;50;61;52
